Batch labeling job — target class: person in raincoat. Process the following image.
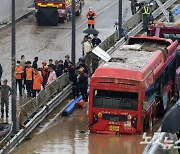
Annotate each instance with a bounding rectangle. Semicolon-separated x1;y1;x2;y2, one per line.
86;7;97;29
33;69;43;97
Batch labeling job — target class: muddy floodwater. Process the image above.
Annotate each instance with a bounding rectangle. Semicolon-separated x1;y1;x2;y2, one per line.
11;104;161;154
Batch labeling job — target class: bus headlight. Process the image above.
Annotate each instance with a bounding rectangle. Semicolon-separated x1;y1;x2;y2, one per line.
127;115;132;120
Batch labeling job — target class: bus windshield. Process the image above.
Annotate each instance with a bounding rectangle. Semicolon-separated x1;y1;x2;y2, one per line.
93;89;138;110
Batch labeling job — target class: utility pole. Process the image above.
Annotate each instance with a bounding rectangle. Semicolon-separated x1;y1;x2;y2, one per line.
118;0;122;39
12;0;17;134
71;0;76;65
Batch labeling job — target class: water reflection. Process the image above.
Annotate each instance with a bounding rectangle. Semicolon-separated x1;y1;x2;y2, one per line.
11;107;160;154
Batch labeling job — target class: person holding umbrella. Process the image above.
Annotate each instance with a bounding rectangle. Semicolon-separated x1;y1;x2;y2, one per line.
86;7;97;29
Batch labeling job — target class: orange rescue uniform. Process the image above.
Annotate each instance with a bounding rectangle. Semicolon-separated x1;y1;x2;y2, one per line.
86;11;97;25
16;66;23;79
26;67;34;81
33;72;43;90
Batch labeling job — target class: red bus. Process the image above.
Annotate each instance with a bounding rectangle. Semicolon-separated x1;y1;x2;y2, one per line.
88;36;179;134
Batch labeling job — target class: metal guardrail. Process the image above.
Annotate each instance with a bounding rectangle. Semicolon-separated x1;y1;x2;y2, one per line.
0;0;177;153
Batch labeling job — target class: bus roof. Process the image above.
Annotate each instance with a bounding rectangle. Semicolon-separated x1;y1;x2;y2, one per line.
92;37;173;81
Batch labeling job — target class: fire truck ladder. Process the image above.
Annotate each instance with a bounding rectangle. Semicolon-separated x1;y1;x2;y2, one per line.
155;0;169;22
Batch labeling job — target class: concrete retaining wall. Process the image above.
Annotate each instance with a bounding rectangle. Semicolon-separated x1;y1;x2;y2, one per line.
0;0;34;23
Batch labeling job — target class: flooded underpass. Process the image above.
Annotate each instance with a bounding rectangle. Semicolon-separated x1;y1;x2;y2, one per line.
11;102;162;154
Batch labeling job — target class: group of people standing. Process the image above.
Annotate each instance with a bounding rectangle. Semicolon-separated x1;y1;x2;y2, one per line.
64;57;89;102
81;34;101;74
15;55;64;98
15;54;90;102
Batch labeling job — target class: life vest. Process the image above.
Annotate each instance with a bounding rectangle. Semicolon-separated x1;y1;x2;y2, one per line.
143;6;150;15
26;67;34;81
33;72;43;90
86;11;97;25
16;65;23;79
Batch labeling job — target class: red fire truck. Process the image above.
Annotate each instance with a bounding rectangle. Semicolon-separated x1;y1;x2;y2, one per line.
34;0;83;25
88;36;179;134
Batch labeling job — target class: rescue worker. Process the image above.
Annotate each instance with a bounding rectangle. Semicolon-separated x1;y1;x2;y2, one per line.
0;63;2;86
1;79;11;118
25;61;34;97
77;67;88;102
142;2;150;32
130;0;137;15
41;61;49;89
86;7;97;29
32;56;38;69
33;69;43;97
16;60;23;96
47;67;57;85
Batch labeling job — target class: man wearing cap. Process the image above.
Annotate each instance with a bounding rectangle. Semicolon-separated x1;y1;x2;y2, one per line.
25;61;34;97
86;7;97;29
